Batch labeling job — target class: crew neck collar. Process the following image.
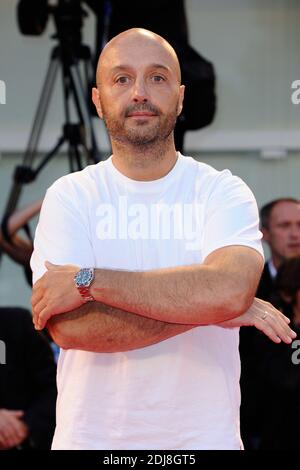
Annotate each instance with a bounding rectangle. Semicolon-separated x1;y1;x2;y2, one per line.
106;152;183;193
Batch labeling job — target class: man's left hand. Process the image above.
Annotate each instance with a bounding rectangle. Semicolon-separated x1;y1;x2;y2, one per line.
31;261;82;330
218;297;297;344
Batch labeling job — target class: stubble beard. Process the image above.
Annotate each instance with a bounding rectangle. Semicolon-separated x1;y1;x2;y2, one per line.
101;103;179;152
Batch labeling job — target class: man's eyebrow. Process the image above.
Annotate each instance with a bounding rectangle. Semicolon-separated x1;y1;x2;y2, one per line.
147;63;171;74
110;64;171;74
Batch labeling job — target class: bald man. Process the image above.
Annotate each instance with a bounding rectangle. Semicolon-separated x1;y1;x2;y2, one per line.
30;29;296;450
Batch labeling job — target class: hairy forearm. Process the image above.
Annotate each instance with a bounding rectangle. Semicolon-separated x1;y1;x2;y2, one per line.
91;259;256;325
47;301;196;353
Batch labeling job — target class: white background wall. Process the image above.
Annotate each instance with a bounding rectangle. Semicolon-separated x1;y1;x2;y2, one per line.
0;0;300;308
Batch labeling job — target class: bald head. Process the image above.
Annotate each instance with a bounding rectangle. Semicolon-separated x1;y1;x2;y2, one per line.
91;27;185;151
96;28;181;86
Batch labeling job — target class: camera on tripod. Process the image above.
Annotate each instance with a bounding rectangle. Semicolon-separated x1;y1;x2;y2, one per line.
15;0;99;169
1;0;100;241
17;0;86;40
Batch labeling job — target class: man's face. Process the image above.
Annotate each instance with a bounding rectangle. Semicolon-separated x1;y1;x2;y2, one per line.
92;33;184;147
263;201;300;262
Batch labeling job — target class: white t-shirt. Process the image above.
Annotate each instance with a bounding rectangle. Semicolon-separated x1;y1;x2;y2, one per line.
30;153;263;450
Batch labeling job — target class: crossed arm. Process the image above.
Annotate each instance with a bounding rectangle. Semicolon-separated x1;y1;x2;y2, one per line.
48;301;196;352
32;245;297;352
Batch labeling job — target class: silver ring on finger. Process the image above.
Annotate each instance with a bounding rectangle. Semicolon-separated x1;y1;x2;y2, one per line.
261;311;268;320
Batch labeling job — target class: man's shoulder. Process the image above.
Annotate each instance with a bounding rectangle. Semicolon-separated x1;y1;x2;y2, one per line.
181;153;239;182
47;160;107;197
180;153;219;176
181;153;250;196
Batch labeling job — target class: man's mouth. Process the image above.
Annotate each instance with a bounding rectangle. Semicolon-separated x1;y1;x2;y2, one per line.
125;104;159;118
127;111;157;117
287;244;300;249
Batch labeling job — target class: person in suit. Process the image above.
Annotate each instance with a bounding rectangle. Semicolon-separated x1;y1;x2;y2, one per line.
256;256;300;450
257;198;300;303
0;307;57;450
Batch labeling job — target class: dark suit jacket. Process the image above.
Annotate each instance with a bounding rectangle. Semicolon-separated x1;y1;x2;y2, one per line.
256;262;288;313
0;307;57;449
240;261;290;448
256;263;275;302
255;319;300;450
240;262;277;448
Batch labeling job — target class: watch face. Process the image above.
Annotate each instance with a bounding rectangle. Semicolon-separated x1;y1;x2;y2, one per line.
75;268;94;287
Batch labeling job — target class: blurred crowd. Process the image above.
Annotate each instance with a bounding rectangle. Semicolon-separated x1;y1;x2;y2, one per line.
240;198;300;450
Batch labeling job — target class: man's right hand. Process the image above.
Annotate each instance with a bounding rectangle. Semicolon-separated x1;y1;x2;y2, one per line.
0;409;29;450
217;297;297;344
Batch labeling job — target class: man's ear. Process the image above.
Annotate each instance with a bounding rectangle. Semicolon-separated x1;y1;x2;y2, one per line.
92;87;103;119
177;84;185;116
261;228;270;243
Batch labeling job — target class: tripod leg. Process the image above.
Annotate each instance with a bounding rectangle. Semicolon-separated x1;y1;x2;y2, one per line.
68;143;76;173
69;64;100;163
2;57;60;216
23;57;60;167
81;55;104;162
82;58;102;159
34;136;66;175
72;143;82;171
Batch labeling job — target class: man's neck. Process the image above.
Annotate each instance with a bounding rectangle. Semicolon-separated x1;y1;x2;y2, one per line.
270;254;285;273
110;139;178;181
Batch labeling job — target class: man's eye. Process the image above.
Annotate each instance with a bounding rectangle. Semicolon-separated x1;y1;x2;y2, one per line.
151;75;165;83
278;223;290;229
116;76;130;84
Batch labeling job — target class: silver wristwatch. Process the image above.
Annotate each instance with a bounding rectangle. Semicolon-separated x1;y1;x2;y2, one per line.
74;268;95;303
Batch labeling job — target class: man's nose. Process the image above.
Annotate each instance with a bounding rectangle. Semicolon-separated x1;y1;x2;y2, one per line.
132;78;148;102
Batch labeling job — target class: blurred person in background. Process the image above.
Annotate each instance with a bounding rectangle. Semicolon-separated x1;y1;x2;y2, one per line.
255;256;300;450
0;201;60;361
0;199;43;285
0;307;57;450
240;197;300;449
257;198;300;304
